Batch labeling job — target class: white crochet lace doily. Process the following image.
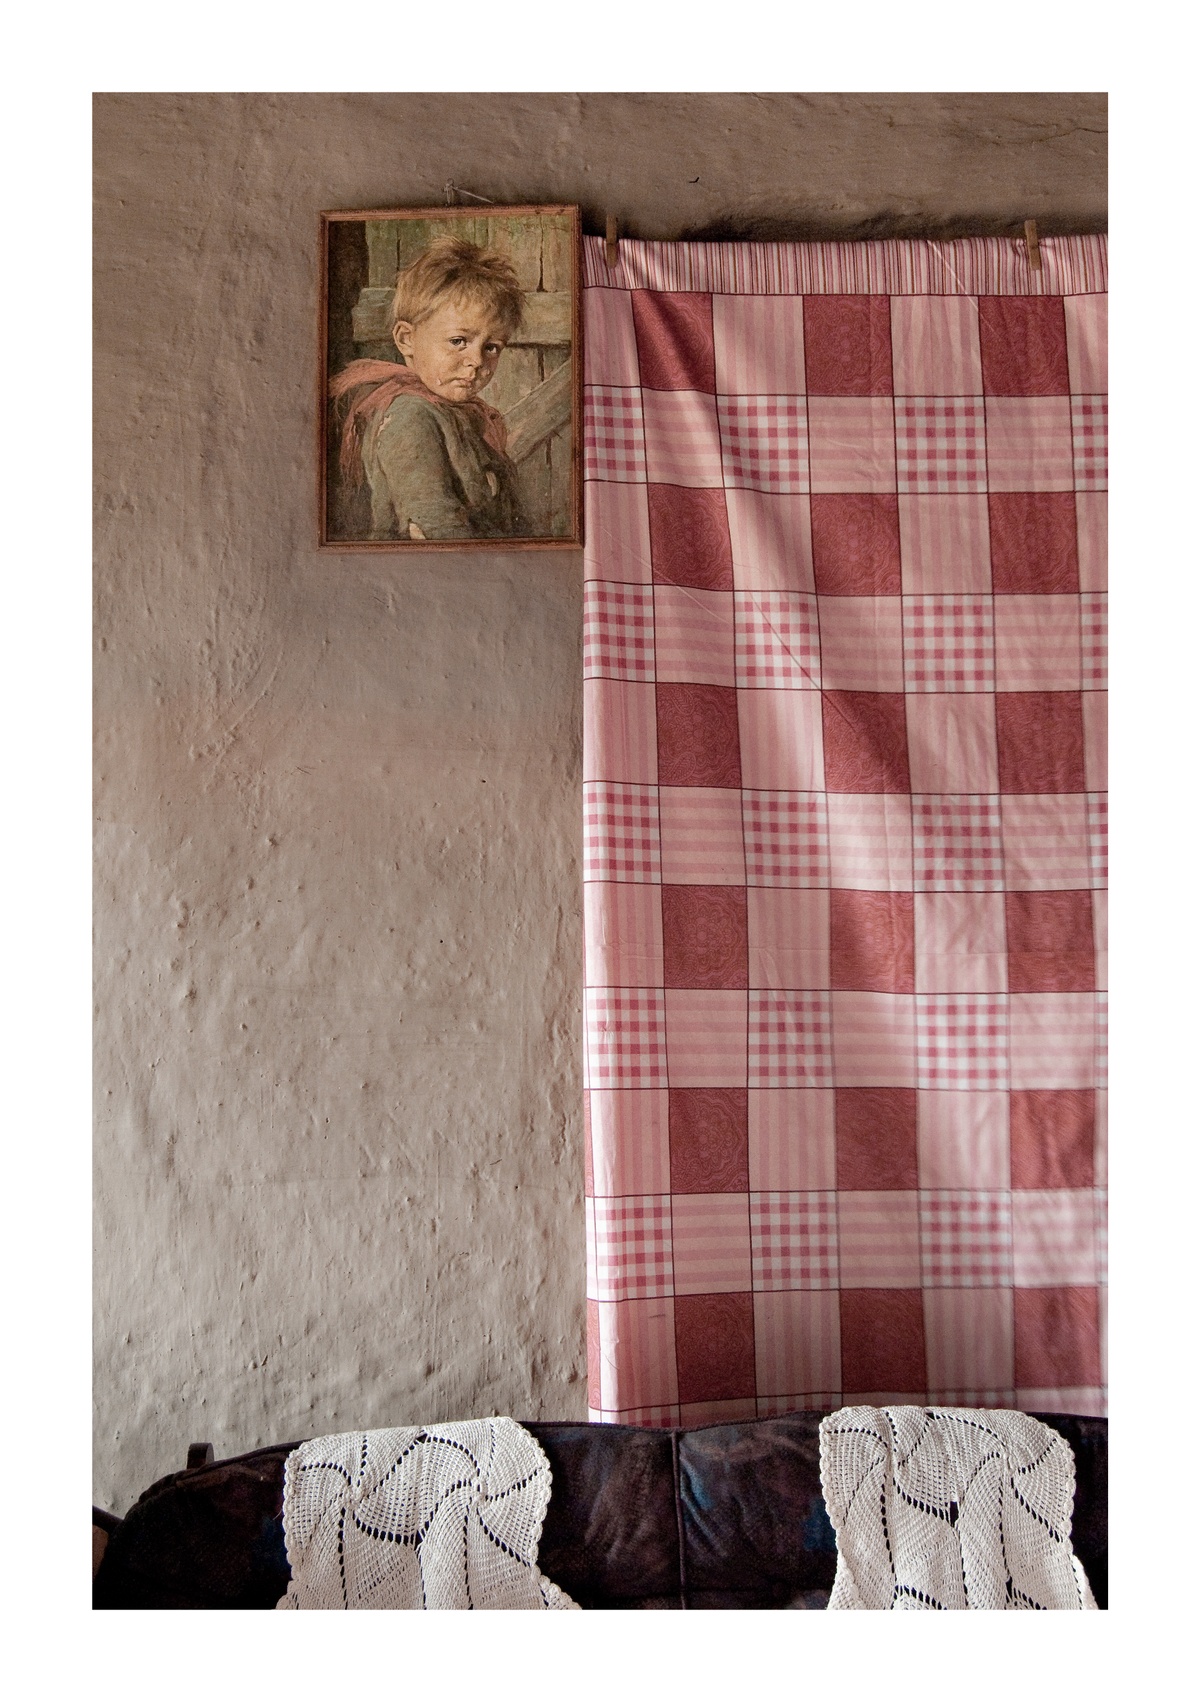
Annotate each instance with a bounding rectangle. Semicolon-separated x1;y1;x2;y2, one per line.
819;1406;1098;1611
276;1418;578;1610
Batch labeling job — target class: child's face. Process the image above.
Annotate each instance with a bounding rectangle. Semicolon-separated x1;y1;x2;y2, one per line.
393;294;509;402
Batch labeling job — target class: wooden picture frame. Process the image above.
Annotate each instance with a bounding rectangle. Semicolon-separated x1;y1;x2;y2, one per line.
320;205;582;549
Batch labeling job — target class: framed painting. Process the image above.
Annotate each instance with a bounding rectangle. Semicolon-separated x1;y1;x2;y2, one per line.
319;204;582;549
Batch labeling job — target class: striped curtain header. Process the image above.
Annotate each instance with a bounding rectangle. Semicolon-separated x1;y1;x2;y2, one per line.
583;234;1107;297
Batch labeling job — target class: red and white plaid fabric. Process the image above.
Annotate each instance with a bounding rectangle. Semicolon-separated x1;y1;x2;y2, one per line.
751;1193;839;1290
750;990;835;1089
717;395;810;492
920;1190;1013;1287
903;596;996;693
912;795;1005;892
584;387;647;483
583;781;661;884
1081;593;1107;689
584;987;667;1089
743;791;829;886
734;591;822;689
896;398;988;494
582;236;1107;1424
916;994;1009;1091
1071;395;1108;491
583;582;655;681
589;1195;674;1300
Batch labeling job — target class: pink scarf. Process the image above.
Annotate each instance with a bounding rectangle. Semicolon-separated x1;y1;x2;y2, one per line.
329;360;511;488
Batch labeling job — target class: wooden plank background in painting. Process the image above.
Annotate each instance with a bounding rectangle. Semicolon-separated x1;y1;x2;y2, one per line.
324;211;576;543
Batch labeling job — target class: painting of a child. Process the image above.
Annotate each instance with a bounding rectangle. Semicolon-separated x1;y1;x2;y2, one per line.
321;207;580;548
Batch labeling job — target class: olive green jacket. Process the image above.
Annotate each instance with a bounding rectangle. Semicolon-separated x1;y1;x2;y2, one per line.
362;394;529;541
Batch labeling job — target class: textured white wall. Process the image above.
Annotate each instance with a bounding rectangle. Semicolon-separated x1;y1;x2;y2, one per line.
93;92;1105;1512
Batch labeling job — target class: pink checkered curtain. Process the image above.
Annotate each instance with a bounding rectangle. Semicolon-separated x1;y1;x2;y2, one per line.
581;236;1107;1426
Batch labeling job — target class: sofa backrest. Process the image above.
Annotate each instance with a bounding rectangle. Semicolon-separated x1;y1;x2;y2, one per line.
93;1412;1107;1609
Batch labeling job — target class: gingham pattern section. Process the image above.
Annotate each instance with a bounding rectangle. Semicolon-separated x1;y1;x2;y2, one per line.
749;990;834;1088
583;582;655;682
592;1196;673;1300
717;395;809;493
912;796;1005;892
1086;793;1107;890
750;1193;839;1289
1071;395;1107;491
920;1191;1014;1287
582;241;1106;1421
584;386;646;483
895;398;988;494
585;988;667;1088
734;591;821;689
583;782;661;884
903;596;996;693
1081;593;1107;689
916;994;1009;1091
742;791;830;887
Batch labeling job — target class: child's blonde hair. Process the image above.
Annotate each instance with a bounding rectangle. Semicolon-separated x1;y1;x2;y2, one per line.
391;236;524;339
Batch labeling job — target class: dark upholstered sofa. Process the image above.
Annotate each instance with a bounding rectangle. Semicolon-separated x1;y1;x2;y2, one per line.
93;1411;1107;1610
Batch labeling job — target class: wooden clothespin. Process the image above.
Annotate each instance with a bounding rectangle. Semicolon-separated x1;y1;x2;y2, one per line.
1024;219;1042;274
605;213;619;270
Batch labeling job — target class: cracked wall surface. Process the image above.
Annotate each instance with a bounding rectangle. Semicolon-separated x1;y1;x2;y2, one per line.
93;91;1106;1512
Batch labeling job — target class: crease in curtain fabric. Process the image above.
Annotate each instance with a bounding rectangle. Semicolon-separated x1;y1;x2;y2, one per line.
580;235;1106;1425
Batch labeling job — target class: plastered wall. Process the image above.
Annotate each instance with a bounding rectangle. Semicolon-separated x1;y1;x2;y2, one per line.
93;92;1106;1512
